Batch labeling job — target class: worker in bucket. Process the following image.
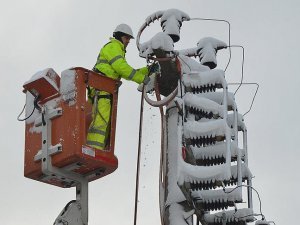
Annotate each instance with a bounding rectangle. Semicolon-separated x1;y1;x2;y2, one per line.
87;23;158;150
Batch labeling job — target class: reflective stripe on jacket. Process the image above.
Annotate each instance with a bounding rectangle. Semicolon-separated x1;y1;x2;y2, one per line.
93;38;148;84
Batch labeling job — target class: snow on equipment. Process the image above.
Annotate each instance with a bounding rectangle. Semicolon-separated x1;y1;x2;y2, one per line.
23;67;120;186
22;67;121;225
135;8;275;225
20;8;275;225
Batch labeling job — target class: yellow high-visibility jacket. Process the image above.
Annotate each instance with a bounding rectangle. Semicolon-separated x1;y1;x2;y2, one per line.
93;38;148;84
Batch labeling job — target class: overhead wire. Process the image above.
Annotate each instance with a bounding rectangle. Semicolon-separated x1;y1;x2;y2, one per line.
227;45;245;95
189;19;257;109
228;82;259;117
222;184;264;220
190;17;231;72
226;45;260;116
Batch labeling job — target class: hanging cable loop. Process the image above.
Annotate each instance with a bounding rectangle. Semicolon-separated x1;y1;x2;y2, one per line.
228;82;259;116
190;17;231;72
222;184;264;220
144;86;178;107
227;45;245;95
17;95;41;122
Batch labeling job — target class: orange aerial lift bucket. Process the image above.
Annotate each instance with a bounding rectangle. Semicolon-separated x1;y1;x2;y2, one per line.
23;67;121;188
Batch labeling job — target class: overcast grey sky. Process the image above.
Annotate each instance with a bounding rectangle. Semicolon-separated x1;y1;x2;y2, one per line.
1;0;299;224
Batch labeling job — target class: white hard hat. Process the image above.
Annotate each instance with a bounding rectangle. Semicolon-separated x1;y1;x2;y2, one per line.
114;24;134;39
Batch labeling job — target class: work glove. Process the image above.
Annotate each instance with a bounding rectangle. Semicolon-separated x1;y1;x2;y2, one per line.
148;62;160;74
137;73;156;93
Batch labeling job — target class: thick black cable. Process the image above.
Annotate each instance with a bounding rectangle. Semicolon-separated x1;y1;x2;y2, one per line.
17;104;35;122
17;95;40;122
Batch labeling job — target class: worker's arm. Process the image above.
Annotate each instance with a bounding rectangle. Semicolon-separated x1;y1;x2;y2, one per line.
105;44;149;84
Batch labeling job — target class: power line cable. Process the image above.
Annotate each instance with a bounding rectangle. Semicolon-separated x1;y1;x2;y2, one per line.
223;185;264;219
228;82;259;117
227;45;245;95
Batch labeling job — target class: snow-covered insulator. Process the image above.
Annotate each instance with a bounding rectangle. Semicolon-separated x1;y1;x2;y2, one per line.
178;160;231;191
160;9;190;42
184;93;224;119
192;187;242;212
191;142;246;166
189;84;221;94
179;163;251;191
187;107;215;120
195;155;226;166
186;135;219;148
177;54;211;74
139;32;174;58
198;91;236;111
223;164;252;187
178;37;227;69
144;10;165;25
184;119;230;145
189;179;219;191
196;37;227;69
142;9;190;42
203;208;255;225
182;69;225;93
197;200;232;211
255;220;273;225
